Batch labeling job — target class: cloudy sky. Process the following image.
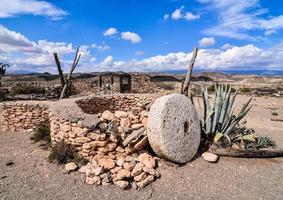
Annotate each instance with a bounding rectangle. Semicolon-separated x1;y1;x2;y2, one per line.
1;0;283;73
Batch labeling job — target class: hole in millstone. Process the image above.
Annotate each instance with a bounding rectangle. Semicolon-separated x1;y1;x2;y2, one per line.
184;121;190;133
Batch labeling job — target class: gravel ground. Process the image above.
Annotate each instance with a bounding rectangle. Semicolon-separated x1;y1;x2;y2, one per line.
1;95;283;200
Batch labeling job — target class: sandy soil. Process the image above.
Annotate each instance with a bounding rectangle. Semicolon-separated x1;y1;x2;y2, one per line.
1;95;283;200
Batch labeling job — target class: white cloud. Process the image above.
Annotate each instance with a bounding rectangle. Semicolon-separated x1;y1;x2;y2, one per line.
172;6;183;20
121;32;141;43
171;6;200;21
91;44;110;52
103;27;118;36
198;37;216;47
92;44;283;72
184;12;200;21
135;51;144;56
0;0;67;20
221;43;234;50
2;24;283;73
163;14;169;21
199;0;283;39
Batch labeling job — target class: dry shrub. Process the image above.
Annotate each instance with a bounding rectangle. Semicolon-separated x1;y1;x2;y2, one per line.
48;141;88;166
10;84;46;95
30;120;51;143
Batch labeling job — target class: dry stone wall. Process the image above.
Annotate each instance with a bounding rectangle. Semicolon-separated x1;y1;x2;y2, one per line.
0;102;49;132
49;94;161;189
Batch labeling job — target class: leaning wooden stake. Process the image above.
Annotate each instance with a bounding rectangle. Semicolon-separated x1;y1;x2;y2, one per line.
54;46;81;100
59;46;81;99
181;48;198;97
53;53;65;86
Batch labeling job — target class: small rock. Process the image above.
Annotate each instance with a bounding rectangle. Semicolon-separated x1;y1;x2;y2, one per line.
138;153;156;169
143;167;161;178
111;166;122;174
136;175;155;188
131;163;144;176
86;176;101;185
94;167;104;176
116;158;125;167
116;169;131;180
79;164;91;173
123;162;135;171
5;161;15;166
202;152;219;163
131;123;144;130
115;111;128;119
134;172;147;182
131;182;138;190
102;110;115;121
134;136;149;151
98;122;108;130
120;118;131;129
114;180;129;190
98;158;116;170
64;162;78;172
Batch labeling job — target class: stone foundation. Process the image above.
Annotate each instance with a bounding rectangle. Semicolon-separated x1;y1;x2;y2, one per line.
0;101;49;132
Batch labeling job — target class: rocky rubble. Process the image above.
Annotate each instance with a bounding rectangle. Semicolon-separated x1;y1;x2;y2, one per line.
80;150;160;189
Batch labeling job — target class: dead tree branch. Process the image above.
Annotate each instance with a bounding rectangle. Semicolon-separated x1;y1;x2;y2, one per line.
181;48;198;97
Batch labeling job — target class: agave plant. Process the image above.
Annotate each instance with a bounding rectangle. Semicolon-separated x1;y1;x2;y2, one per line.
200;84;254;147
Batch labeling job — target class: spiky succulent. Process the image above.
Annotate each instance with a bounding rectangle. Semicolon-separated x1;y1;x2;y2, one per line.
201;84;254;147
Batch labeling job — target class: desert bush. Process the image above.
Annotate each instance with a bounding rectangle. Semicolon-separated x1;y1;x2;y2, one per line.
271;111;278;116
48;141;88;165
155;82;175;90
240;87;252;93
200;84;275;149
30;120;51;143
10;84;46;95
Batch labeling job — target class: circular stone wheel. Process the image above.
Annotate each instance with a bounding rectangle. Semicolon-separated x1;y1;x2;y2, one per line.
147;94;201;163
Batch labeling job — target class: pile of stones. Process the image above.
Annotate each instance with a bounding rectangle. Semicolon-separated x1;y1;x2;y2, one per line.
78;109;160;189
79;151;160;189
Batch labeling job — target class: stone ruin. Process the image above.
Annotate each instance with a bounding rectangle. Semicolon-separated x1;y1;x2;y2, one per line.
0;93;201;190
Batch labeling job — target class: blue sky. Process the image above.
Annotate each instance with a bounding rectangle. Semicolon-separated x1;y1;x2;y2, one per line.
0;0;283;73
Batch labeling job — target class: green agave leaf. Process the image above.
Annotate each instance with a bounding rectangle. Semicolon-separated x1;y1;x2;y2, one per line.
214;132;223;143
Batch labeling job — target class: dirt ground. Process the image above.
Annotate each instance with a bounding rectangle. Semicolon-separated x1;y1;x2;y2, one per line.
1;95;283;200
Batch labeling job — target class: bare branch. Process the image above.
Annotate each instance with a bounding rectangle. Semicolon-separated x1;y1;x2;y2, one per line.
181;48;198;97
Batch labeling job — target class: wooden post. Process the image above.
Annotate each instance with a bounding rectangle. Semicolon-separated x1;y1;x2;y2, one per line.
53;53;65;86
59;46;81;100
181;48;198;97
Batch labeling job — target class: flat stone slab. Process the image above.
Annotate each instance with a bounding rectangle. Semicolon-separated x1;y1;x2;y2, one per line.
147;94;201;163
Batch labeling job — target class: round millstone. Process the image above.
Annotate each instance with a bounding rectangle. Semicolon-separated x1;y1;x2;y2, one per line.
147;94;201;163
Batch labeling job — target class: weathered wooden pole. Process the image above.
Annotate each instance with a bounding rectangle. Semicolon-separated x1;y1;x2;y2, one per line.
59;46;81;100
181;48;198;97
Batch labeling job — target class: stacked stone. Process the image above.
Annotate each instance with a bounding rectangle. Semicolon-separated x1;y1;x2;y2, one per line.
76;95;153;115
50;108;150;161
50;104;160;189
1;103;49;132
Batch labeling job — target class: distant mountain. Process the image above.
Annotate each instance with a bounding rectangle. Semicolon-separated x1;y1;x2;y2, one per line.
6;70;39;75
160;69;283;76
